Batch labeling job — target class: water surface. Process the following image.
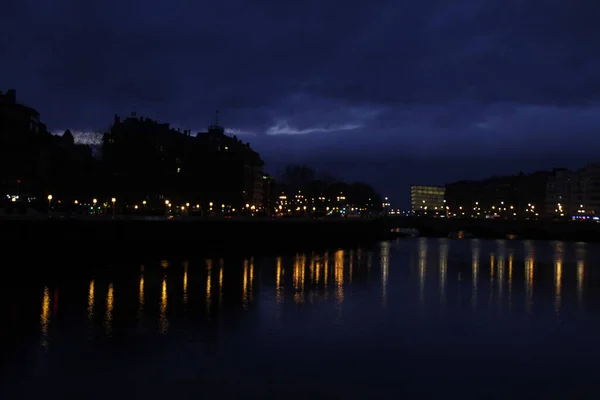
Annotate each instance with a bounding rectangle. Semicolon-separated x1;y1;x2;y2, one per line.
2;239;600;399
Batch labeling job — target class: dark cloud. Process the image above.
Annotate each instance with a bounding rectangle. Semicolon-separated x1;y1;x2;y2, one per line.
1;0;600;207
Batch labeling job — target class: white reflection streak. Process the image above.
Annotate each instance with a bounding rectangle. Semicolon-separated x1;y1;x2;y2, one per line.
418;238;427;306
489;253;495;305
381;242;389;308
439;239;448;306
576;243;585;307
497;241;505;308
276;256;284;304
471;240;479;308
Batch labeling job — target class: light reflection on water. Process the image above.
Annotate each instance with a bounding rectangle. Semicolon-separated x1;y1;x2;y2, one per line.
40;286;50;349
104;283;113;336
6;239;600;398
28;240;600;344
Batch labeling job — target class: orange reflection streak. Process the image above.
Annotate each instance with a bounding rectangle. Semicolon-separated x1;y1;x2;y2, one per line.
554;242;564;315
159;277;168;334
293;254;306;304
471;241;479;308
137;274;144;329
300;254;305;290
323;252;329;287
250;257;254;284
139;275;144;309
309;257;315;285
418;238;427;304
104;283;114;336
249;257;255;304
219;258;224;308
40;286;50;348
334;250;344;304
524;243;535;313
315;258;320;286
206;260;213;298
276;256;284;304
88;280;95;320
293;255;299;290
381;242;389;307
206;260;213;314
555;259;562;315
242;259;249;308
183;261;188;306
508;252;514;306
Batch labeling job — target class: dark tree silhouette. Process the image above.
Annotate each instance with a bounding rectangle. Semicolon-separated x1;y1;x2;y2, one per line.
278;164;382;210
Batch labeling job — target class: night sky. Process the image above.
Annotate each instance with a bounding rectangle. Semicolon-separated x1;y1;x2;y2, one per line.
2;1;599;207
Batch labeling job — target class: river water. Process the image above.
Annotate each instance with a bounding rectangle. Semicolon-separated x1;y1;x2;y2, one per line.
2;238;600;399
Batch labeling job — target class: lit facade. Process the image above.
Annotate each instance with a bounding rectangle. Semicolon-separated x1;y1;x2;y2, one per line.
546;164;600;218
410;185;445;215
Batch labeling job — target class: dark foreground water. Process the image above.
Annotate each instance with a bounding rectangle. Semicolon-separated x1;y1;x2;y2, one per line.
2;239;600;399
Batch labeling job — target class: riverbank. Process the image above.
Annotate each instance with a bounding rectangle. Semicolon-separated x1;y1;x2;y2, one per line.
0;217;394;258
389;217;600;242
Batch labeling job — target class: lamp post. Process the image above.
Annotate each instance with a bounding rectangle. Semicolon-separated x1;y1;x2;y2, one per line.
111;198;116;219
93;198;97;215
47;194;53;217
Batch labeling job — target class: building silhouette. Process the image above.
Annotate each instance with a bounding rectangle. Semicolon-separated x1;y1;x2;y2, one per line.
2;90;268;213
444;166;600;219
101;111;265;209
445;172;550;219
546;163;600;217
1;89;96;206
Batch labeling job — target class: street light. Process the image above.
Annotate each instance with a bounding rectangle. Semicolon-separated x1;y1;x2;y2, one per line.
111;198;116;219
47;194;53;214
